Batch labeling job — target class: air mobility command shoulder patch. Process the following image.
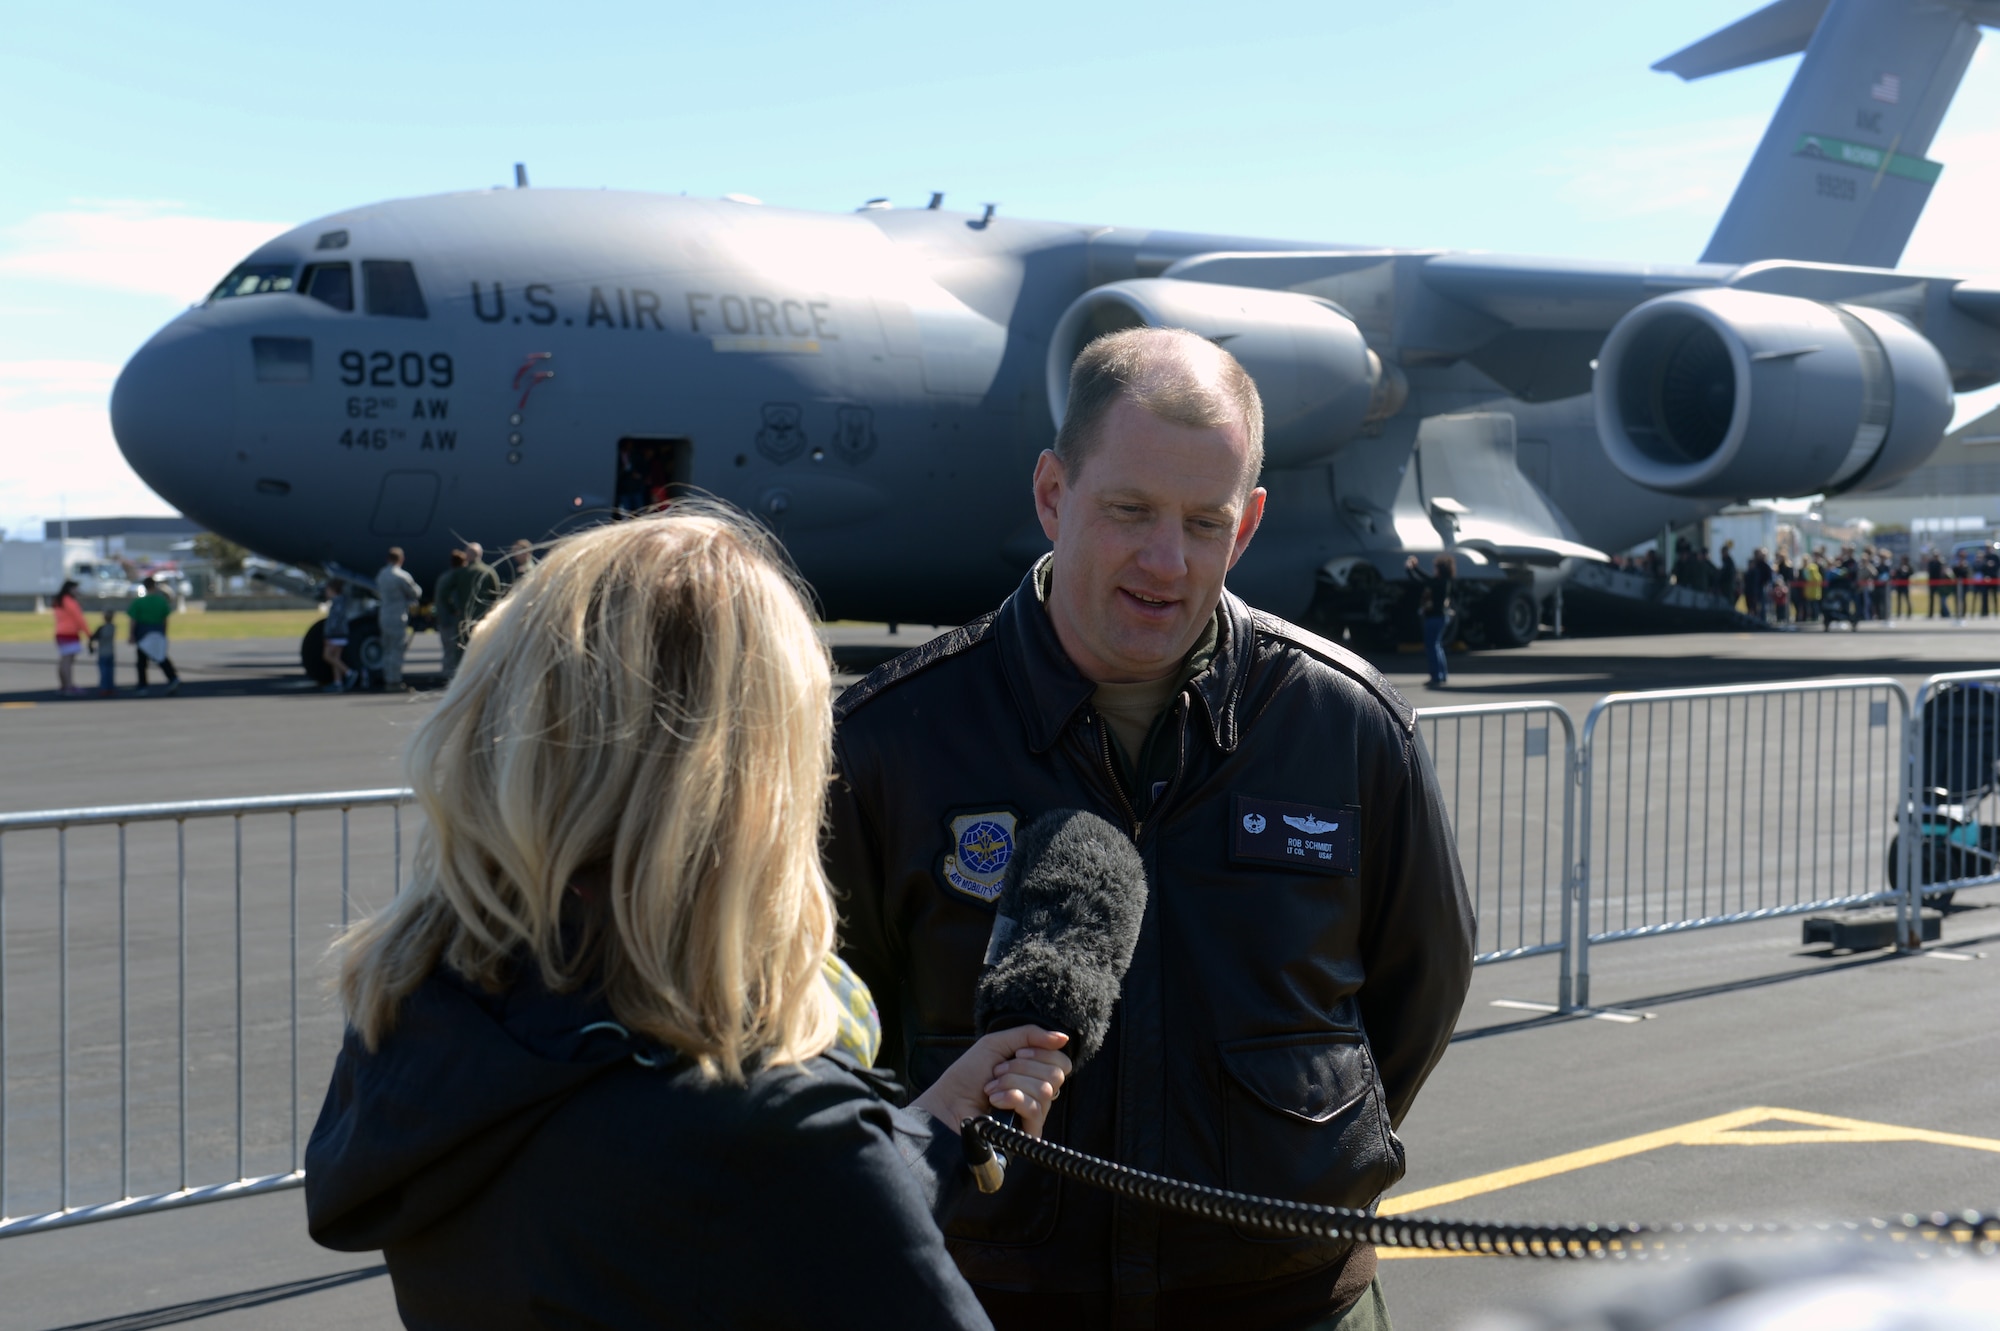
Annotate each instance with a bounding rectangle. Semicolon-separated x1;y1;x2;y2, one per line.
939;810;1019;905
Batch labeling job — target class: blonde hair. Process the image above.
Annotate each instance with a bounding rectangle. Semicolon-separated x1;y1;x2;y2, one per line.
334;505;839;1082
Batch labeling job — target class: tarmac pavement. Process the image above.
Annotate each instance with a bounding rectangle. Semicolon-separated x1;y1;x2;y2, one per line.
1;619;1997;1328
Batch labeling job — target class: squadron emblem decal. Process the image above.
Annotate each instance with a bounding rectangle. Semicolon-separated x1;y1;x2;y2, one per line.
755;401;807;463
832;405;879;464
940;810;1019;904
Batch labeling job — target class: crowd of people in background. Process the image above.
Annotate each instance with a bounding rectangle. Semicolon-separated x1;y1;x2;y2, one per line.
1608;539;2000;625
44;538;541;700
46;525;2000;701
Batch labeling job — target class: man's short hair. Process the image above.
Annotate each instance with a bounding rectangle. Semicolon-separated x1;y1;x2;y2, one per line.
387;547;404;563
449;549;468;568
1053;327;1265;492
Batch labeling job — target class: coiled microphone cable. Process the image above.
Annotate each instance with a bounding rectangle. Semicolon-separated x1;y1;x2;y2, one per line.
962;1116;2000;1260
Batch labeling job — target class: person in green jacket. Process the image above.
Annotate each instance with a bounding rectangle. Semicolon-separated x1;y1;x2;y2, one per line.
433;549;472;681
128;577;180;696
461;542;503;634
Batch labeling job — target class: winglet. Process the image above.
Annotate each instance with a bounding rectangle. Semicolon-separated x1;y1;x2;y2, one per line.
1652;0;1830;80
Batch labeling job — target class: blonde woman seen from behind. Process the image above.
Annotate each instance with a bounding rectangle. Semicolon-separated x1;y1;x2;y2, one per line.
305;508;1068;1330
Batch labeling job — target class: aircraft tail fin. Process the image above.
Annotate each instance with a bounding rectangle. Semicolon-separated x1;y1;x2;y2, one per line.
1675;0;1991;268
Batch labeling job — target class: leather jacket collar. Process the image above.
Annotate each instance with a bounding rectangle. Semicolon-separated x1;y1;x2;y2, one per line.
994;558;1251;757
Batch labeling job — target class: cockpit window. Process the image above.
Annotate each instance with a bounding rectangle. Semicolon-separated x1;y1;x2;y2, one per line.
301;262;354;311
363;261;428;319
208;263;296;302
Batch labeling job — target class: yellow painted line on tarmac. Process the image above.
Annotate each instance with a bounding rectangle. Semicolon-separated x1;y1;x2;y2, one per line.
1380;1106;1769;1216
1370;1106;2000;1259
1675;1105;2000;1154
0;701;34;709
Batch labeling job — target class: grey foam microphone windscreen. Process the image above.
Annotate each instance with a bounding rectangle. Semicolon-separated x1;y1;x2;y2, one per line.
973;809;1148;1069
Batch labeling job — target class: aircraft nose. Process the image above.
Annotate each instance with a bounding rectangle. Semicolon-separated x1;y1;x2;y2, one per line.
111;321;235;511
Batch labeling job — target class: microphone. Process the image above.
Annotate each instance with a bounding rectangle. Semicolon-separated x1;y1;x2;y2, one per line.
963;809;1148;1192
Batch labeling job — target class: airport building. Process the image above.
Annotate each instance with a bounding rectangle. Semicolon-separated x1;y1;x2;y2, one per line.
40;514;203;563
1822;405;2000;549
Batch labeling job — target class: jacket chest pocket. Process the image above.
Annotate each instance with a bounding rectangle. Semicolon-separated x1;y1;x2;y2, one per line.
909;1034;1063;1249
1218;1031;1402;1244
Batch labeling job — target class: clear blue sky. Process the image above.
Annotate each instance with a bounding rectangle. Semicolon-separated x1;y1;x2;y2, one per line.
4;1;1996;532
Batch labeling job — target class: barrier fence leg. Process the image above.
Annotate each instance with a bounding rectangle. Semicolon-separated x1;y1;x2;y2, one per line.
1574;748;1592;1010
1574;886;1590;1009
1557;730;1576;1012
1557;920;1573;1010
1899;712;1921;952
1;831;7;1218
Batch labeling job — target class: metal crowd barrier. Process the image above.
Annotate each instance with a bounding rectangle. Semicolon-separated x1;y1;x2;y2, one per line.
1575;678;1910;1008
0;674;1974;1238
1898;668;2000;933
1413;702;1577;1008
0;790;412;1239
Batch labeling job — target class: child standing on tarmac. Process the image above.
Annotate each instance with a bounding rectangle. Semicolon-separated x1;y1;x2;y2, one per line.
322;579;354;693
90;610;118;696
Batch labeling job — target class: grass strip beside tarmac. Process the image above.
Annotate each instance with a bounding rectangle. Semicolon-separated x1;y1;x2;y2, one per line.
0;610;323;642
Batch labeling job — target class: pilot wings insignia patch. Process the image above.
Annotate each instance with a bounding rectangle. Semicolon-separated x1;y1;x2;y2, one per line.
1282;814;1340;835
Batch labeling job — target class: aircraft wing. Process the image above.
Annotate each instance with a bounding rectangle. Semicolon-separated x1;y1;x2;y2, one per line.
1162;248;2000;402
1417;253;1735;330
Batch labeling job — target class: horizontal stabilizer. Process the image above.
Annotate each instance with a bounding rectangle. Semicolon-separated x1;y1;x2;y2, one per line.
1654;0;1829;80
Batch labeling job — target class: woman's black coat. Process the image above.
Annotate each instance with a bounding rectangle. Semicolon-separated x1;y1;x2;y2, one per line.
306;965;990;1329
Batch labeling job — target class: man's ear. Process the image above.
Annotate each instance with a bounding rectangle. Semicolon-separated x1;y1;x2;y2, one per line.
1226;488;1267;571
1032;450;1066;543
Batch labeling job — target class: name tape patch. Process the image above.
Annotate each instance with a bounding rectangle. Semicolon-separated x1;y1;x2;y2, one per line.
1232;795;1360;876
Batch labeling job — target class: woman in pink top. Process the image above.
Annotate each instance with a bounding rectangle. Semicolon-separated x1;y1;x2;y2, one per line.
52;580;87;697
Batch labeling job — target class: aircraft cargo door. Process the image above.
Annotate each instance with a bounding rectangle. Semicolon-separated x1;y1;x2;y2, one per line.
616;437;692;514
370;470;440;535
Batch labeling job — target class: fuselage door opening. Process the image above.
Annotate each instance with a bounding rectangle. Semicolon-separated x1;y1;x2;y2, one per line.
616;438;694;516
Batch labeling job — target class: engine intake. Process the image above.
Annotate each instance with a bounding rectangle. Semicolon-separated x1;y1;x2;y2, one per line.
1046;279;1403;469
1593;288;1953;499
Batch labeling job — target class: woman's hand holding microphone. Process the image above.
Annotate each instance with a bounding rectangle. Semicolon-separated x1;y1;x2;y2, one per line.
911;1027;1071;1138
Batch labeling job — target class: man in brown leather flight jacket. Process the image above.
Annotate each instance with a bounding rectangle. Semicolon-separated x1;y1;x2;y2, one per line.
828;327;1474;1331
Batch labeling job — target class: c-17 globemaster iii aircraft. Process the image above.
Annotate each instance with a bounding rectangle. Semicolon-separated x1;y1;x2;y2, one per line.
111;0;2000;677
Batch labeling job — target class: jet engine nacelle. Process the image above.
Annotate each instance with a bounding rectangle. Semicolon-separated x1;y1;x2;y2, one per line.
1045;278;1402;468
1593;287;1953;499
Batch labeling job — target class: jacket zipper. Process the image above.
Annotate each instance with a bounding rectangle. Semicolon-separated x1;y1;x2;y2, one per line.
1094;694;1194;845
1167;693;1190;804
1147;694;1193;837
1094;713;1142;841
